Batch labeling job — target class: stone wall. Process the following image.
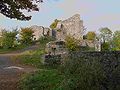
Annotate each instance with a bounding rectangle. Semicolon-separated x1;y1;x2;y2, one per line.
69;51;120;60
44;51;120;89
30;25;50;40
69;51;120;89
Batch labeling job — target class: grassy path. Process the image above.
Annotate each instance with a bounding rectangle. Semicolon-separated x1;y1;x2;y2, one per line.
0;44;39;90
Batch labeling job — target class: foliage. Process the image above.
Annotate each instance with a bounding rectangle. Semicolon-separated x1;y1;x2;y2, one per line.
86;31;96;40
0;0;43;20
0;44;27;54
112;31;120;50
15;36;55;68
20;70;64;90
101;42;110;51
59;55;106;90
50;19;61;29
2;29;18;49
65;35;79;51
39;36;55;48
20;28;34;45
0;37;3;48
99;27;112;42
59;52;120;90
79;46;95;51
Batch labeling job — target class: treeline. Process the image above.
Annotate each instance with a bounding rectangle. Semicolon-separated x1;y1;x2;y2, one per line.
0;28;34;49
84;27;120;51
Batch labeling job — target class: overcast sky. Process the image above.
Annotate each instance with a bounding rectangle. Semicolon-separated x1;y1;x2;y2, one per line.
0;0;120;32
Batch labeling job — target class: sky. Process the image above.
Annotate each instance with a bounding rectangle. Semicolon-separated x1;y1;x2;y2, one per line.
0;0;120;32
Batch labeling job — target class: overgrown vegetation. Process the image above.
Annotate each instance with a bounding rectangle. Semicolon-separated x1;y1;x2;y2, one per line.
60;56;105;90
112;30;120;50
16;49;45;68
65;35;80;51
101;42;110;51
0;29;27;53
39;36;55;48
50;19;61;29
20;70;64;90
86;31;96;40
14;36;55;68
20;28;34;45
20;51;120;90
1;29;18;49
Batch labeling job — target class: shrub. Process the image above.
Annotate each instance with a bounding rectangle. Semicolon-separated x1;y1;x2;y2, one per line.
59;52;120;90
112;31;120;51
65;35;80;51
60;56;106;90
20;28;34;45
101;42;110;51
2;29;18;49
86;31;96;40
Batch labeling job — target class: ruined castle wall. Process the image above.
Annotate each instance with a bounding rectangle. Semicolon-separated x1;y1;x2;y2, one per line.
56;14;83;40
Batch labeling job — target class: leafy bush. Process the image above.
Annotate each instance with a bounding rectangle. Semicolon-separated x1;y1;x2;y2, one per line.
59;52;120;90
20;70;64;90
86;31;96;40
60;56;106;90
20;28;34;45
65;35;80;51
112;31;120;51
101;42;110;51
20;51;120;90
2;29;18;49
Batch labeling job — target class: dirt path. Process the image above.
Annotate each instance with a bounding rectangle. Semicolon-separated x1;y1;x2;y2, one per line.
0;44;39;90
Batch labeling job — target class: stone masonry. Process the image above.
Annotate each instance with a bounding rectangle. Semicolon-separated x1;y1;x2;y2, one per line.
55;14;84;41
30;25;50;40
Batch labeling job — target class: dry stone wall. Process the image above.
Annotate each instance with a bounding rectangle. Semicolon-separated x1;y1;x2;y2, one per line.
69;51;120;89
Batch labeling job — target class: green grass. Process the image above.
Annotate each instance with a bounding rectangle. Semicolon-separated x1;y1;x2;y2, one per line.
17;49;45;68
0;45;27;54
20;70;64;90
15;36;55;68
15;37;64;90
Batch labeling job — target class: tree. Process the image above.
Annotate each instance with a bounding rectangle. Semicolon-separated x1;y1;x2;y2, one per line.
65;35;79;51
2;29;18;49
86;31;96;40
101;42;110;51
0;0;43;21
20;28;34;44
112;31;120;50
99;27;112;43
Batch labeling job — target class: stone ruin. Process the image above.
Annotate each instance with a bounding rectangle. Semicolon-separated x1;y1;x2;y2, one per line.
30;25;50;40
29;14;101;51
53;14;84;41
